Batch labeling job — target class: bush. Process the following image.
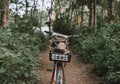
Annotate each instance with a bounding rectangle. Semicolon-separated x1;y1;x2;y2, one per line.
52;17;76;35
70;22;120;84
0;26;48;84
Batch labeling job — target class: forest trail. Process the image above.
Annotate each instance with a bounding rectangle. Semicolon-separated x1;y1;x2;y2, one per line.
39;47;100;84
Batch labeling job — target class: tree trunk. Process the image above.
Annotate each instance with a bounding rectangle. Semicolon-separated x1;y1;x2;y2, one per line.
14;0;18;24
89;2;94;26
88;1;96;27
58;0;61;18
1;0;9;26
108;0;115;24
93;1;96;27
0;0;2;23
39;0;44;31
70;1;74;27
80;3;84;32
119;2;120;20
68;1;71;20
25;0;28;15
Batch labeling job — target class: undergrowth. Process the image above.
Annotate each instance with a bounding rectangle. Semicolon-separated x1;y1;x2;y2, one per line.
70;22;120;84
0;26;48;84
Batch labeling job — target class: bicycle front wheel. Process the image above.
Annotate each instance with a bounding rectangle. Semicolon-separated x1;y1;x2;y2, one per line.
56;66;65;84
52;64;65;84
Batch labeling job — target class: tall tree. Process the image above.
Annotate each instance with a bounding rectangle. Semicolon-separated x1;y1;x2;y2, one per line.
80;2;84;31
76;0;85;31
58;0;61;18
108;0;115;24
14;0;18;24
93;0;96;27
39;0;44;31
0;0;2;23
0;0;9;26
88;0;96;27
118;1;120;20
25;0;28;15
100;0;108;19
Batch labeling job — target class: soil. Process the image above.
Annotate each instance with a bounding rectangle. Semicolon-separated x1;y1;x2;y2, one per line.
39;47;100;84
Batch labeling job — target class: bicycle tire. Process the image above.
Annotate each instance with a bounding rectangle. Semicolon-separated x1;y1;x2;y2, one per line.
51;63;65;84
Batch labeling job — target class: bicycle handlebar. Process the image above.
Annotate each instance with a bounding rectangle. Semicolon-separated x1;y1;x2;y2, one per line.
44;31;79;38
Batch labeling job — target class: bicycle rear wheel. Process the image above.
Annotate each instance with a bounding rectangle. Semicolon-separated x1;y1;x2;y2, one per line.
51;63;65;84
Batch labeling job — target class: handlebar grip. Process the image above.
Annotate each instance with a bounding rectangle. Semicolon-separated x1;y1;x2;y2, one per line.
44;31;53;35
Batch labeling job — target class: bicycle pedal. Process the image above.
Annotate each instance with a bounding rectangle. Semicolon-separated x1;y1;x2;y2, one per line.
47;69;53;72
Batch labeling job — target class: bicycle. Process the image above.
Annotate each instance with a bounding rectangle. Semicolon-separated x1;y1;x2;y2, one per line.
45;31;71;84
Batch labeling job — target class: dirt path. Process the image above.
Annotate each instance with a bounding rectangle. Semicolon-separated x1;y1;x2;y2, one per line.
39;48;100;84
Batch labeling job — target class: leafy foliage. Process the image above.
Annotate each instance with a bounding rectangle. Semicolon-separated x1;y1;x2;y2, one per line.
10;15;39;34
0;26;48;84
52;17;76;35
70;21;120;84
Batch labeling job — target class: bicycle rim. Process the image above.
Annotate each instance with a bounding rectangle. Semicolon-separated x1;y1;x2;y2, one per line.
51;64;65;84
